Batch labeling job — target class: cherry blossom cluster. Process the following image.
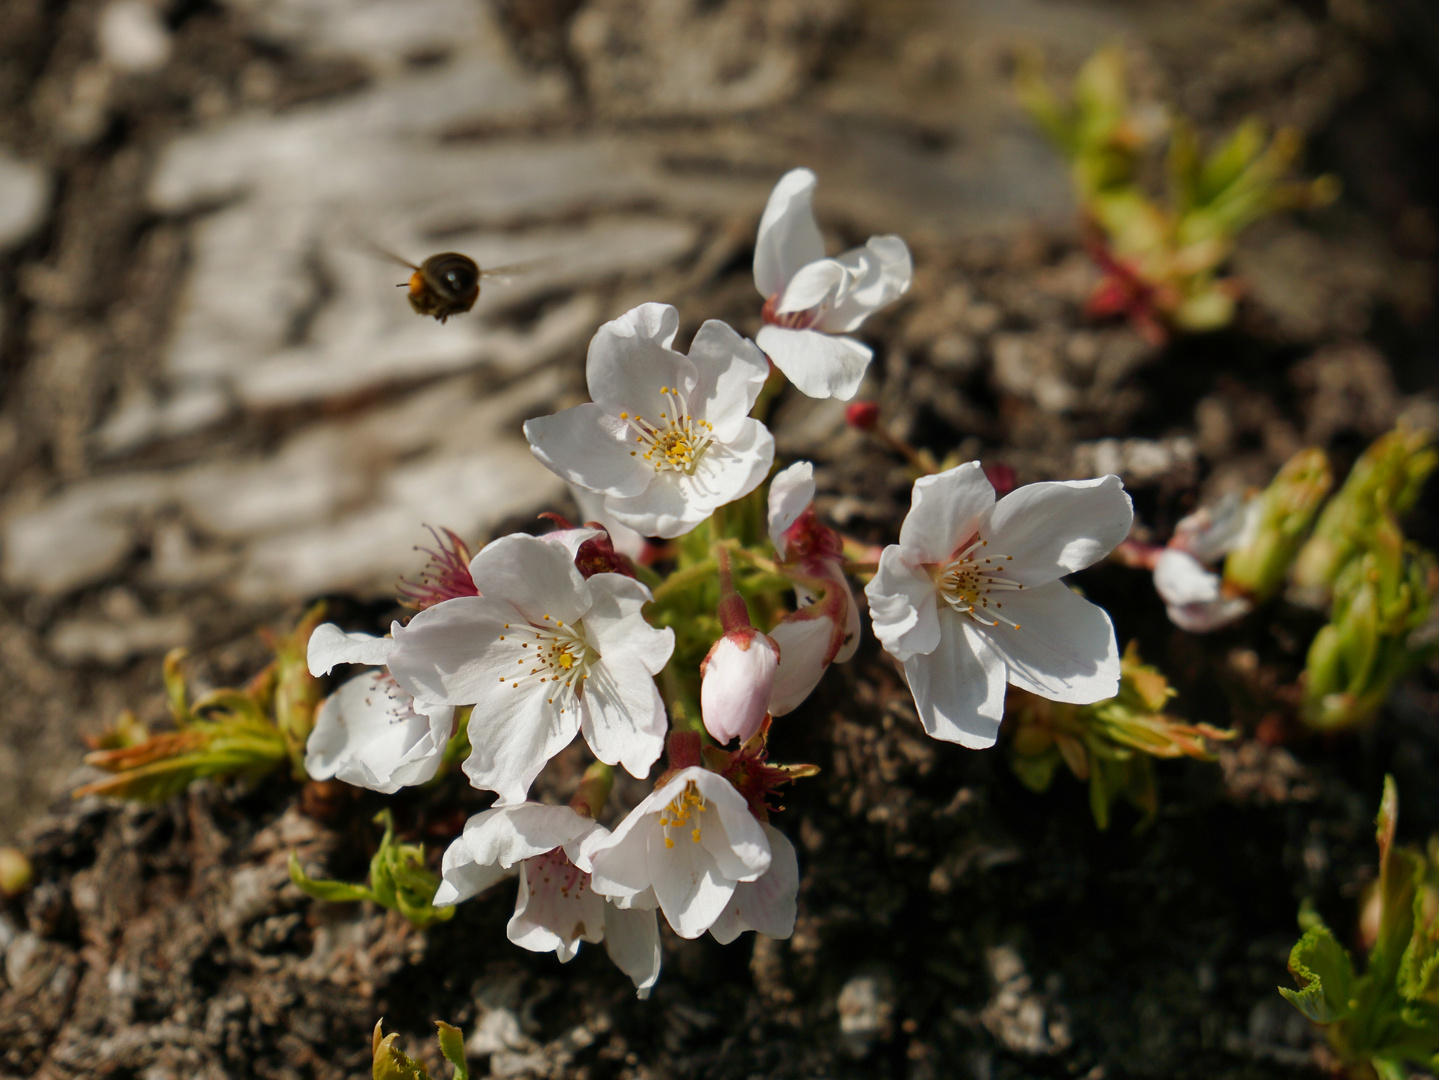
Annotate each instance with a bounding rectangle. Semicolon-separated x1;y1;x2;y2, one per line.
301;168;1134;996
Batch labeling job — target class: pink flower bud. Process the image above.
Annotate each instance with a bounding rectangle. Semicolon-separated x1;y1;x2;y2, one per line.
845;400;881;431
700;630;781;745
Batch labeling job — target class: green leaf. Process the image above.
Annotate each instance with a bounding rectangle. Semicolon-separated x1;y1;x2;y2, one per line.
1010;748;1061;793
1372;777;1420;988
435;1022;469;1080
372;1022;431;1080
1279;923;1357;1023
288;851;376;905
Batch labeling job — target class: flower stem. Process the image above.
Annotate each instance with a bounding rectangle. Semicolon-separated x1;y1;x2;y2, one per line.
650;558;717;603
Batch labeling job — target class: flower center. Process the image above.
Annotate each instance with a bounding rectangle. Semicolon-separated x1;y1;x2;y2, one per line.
657;781;707;850
496;615;598;714
619;386;715;475
526;846;589;900
363;673;424;723
761;294;822;330
933;534;1025;629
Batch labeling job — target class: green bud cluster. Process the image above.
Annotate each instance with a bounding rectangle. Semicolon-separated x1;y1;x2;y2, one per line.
1017;45;1336;339
72;604;328;802
1293;427;1439;730
289;809;454;929
1281;778;1439;1078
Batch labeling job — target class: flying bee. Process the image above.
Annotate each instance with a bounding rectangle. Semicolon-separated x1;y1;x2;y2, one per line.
371;247;532;323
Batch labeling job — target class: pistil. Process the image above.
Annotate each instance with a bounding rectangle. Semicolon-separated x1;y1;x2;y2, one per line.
619;386;716;475
933;535;1025;628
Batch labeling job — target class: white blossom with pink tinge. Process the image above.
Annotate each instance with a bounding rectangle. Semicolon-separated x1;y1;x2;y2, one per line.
386;529;674;805
865;462;1133;749
584;767;772;940
303;625;454;794
524;303;774;540
754;168;912;400
434;803;660;998
1152;493;1258;632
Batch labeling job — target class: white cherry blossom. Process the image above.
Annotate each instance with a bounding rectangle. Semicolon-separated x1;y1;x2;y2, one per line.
433;803;660;998
386;530;674;805
1152;493;1257;632
524;303;774;540
864;462;1133;748
754;168;913;400
585;766;772;939
303;625;453;794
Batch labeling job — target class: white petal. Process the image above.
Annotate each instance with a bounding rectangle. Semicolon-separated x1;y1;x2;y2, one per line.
985;475;1133;585
304;671;449;793
507;854;606;959
568;483;646;559
484;804;598;865
691;769;771;880
903;614;1007;748
775;259;846;315
1153;549;1221;606
981;580;1121;704
539;525;604;561
708;824;799;944
524;404;652;499
864;546;940;663
468;533;590;626
586;815;657;905
1165;595;1253;633
686;320;770;444
754;167;824;299
767;461;815;558
648;823;736;939
585;303;694;420
434;826;513;907
701;633;779;744
1170;492;1250;563
582;573;674;675
579;652;667;781
756;325;871;401
767;612;835;716
813;235;913;333
462;683;582;805
306;623;393;676
603;903;662;998
387;595;516;705
898;462;994;564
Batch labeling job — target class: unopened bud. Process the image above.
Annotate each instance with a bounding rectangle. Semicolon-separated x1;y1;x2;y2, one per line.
1223;447;1331;602
983;462;1018;498
845;401;881;431
700;629;781;744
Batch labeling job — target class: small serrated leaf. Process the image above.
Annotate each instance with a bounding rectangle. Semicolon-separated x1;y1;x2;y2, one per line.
1280;923;1357;1024
435;1022;469;1080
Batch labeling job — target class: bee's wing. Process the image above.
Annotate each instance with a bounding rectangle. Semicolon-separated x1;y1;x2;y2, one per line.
352;235;420;272
474;257;558;286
